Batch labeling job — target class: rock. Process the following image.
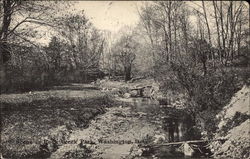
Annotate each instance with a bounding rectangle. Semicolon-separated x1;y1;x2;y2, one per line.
111;88;119;91
111;88;121;95
137;112;147;117
96;79;101;85
99;79;106;84
153;134;166;144
124;93;131;98
129;144;143;157
142;86;151;98
130;90;139;97
183;143;195;157
101;87;108;92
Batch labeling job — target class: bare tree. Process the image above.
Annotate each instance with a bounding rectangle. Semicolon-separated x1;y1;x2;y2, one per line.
56;13;105;71
112;34;137;81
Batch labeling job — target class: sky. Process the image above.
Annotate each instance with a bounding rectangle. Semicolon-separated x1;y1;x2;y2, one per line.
37;1;203;45
38;1;143;45
72;1;142;33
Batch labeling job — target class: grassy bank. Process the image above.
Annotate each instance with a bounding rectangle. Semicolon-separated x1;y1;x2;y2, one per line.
0;85;114;158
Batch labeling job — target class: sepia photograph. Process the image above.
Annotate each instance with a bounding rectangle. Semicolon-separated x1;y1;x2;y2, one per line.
0;0;249;158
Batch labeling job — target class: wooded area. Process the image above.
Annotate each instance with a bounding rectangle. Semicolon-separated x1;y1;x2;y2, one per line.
0;1;249;158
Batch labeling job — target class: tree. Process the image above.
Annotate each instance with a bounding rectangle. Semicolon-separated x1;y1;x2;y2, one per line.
0;0;71;90
211;1;247;65
46;36;62;72
190;39;212;76
112;34;137;81
56;12;105;71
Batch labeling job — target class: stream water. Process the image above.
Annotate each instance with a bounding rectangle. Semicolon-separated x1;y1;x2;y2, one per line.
117;97;209;159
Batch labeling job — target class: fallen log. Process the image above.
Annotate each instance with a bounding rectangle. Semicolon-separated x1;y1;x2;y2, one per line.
140;139;226;157
143;139;227;147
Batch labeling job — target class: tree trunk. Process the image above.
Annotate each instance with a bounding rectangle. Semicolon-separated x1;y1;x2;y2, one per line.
0;0;13;93
202;1;214;66
0;51;6;93
237;16;242;56
219;1;226;57
202;61;207;76
213;0;222;62
124;65;131;81
168;2;172;61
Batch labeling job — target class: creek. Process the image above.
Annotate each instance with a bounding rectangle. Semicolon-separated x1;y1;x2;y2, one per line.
116;97;209;159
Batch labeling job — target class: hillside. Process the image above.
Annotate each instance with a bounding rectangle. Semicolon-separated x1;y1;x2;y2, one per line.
211;85;250;159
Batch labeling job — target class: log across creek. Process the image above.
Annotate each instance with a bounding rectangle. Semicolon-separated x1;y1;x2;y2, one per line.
141;139;226;157
148;138;226;147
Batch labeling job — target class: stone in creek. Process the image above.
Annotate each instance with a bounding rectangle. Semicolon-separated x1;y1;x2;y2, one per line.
124;93;131;98
183;143;195;157
130;90;139;97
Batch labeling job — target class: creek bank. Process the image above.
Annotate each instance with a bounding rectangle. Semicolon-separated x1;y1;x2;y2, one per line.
210;85;250;159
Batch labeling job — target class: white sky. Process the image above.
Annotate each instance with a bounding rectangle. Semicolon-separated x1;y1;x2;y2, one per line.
72;1;142;33
37;1;217;45
36;1;143;45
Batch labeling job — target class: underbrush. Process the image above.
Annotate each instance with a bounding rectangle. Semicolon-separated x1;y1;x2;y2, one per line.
156;62;249;138
0;93;115;158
